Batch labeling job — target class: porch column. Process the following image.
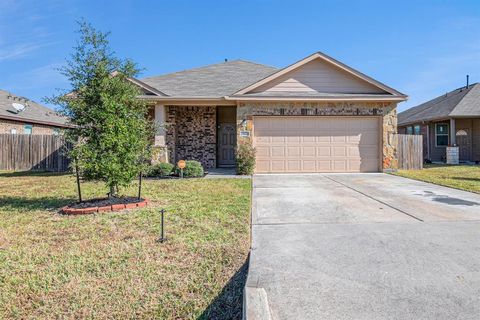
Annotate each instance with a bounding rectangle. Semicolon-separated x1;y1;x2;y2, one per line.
154;104;166;146
152;104;168;163
450;118;456;146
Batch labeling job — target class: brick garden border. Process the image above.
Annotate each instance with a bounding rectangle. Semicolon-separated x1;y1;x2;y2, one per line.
62;199;149;215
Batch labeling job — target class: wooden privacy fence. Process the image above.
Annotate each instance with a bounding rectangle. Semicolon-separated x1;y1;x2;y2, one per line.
0;134;71;172
397;134;423;170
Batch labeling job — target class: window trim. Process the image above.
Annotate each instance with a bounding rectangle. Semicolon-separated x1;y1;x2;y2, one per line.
435;123;449;147
414;125;421;135
24;124;33;135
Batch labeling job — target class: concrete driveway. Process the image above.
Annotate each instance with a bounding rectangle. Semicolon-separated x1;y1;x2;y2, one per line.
245;174;480;320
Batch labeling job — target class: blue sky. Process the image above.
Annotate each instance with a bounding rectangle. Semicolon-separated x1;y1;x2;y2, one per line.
0;0;479;112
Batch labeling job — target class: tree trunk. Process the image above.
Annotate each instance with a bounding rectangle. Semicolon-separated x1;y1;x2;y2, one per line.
109;185;116;198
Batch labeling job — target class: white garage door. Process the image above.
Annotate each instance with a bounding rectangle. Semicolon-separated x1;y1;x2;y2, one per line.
254;116;380;173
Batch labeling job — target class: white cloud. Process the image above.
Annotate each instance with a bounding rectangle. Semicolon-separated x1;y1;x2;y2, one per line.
0;41;56;61
0;0;68;61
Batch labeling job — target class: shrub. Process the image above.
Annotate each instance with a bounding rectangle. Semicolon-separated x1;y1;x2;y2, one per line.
147;162;174;177
177;160;204;177
236;143;256;175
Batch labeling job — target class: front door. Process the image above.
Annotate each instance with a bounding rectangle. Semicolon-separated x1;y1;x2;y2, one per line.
218;123;236;166
456;129;471;161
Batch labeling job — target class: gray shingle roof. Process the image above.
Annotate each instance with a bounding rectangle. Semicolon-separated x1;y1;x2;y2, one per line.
0;89;69;127
398;83;480;125
141;60;278;97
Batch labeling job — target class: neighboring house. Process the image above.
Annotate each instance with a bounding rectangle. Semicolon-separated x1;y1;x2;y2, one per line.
0;89;69;135
398;83;480;163
129;52;407;173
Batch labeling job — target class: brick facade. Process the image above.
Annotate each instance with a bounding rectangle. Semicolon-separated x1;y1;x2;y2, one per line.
236;101;398;171
0;119;60;135
165;106;217;168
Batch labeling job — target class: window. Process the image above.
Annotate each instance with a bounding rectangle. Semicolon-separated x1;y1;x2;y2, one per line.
435;123;449;146
406;126;413;134
414;125;421;135
24;124;33;135
10;128;17;134
53;128;60;135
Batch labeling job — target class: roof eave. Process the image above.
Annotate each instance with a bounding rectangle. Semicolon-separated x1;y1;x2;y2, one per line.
225;95;408;102
0;114;73;128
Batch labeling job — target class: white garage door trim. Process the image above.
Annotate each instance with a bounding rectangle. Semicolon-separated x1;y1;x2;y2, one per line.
253;116;382;173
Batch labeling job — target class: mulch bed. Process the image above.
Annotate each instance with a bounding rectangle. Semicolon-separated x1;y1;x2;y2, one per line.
62;197;149;215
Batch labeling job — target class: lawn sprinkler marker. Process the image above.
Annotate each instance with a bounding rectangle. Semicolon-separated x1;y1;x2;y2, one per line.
158;209;167;243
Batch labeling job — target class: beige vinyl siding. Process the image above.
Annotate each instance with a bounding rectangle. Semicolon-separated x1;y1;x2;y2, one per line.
251;59;386;94
253;116;380;173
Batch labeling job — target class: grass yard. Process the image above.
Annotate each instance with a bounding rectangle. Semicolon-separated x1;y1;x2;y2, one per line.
393;164;480;194
0;172;251;319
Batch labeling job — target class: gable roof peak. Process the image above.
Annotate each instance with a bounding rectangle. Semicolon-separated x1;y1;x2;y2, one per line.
233;51;407;98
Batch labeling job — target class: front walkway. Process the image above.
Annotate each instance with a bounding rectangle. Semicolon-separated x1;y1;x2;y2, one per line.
204;167;250;179
245;173;480;320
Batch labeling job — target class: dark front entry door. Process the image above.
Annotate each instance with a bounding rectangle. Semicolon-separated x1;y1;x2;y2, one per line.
456;129;471;161
218;123;236;166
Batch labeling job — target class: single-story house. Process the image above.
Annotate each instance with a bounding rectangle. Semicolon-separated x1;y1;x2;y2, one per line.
129;52;407;173
398;83;480;163
0;89;70;134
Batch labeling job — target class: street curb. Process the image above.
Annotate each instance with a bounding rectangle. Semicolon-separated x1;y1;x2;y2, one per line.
243;286;272;320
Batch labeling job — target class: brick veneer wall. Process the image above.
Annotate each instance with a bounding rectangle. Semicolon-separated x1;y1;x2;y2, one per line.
165;106;216;168
236;101;398;171
0;119;60;135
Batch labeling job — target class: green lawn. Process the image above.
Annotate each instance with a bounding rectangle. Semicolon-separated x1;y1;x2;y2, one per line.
393;164;480;194
0;172;251;319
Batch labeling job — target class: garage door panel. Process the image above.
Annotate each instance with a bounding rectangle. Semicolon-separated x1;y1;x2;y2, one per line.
360;159;380;172
333;160;347;171
256;160;270;172
317;146;331;157
287;146;301;157
271;160;286;172
287;160;301;171
332;135;347;143
302;136;316;143
271;146;285;157
317;135;331;143
332;147;347;157
360;146;379;159
254;116;380;173
348;159;361;171
270;119;285;129
303;160;316;171
255;136;271;144
286;135;301;143
317;160;332;171
362;132;378;143
286;118;304;129
302;146;316;157
256;146;270;157
347;134;361;143
271;135;286;143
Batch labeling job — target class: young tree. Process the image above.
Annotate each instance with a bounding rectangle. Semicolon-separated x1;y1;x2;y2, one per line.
48;21;152;198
